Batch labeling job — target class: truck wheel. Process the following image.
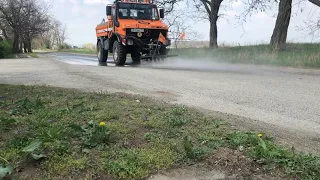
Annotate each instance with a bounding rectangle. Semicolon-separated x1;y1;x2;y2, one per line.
159;45;168;55
158;46;168;61
113;41;126;66
131;49;141;65
97;41;107;63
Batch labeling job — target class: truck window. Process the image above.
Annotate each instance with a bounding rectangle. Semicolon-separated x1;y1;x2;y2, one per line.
118;3;159;20
112;7;116;17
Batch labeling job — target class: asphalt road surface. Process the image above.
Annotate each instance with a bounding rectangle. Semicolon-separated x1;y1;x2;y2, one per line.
1;52;320;154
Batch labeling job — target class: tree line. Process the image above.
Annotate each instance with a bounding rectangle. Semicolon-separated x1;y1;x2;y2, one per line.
160;0;320;49
0;0;67;54
1;0;319;54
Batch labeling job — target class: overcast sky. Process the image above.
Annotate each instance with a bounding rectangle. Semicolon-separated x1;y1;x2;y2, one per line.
49;0;320;46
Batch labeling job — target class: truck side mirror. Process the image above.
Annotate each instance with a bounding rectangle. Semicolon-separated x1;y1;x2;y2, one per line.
159;9;164;18
106;6;111;16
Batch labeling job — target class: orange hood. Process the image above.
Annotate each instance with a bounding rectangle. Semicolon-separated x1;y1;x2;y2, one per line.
118;19;168;30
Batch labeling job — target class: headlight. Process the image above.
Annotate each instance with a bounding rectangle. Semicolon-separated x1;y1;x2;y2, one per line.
127;39;134;45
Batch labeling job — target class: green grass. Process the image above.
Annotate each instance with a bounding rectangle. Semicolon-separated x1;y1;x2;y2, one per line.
0;84;319;179
169;43;320;68
58;48;96;55
60;43;320;68
28;52;39;58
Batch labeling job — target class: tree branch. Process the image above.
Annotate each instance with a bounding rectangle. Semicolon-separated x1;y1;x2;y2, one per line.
309;0;320;7
200;0;211;15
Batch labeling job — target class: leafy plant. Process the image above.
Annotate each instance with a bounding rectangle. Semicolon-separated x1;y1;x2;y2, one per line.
21;139;46;160
0;117;17;131
226;131;258;148
183;136;205;160
0;157;13;180
105;147;174;180
171;106;187;116
70;120;113;148
9;97;44;116
0;164;13;180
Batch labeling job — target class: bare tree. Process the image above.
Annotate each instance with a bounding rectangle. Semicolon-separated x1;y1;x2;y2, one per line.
21;0;51;52
156;0;183;13
37;19;68;50
164;10;203;48
189;0;225;48
270;0;293;50
0;0;52;53
0;0;25;53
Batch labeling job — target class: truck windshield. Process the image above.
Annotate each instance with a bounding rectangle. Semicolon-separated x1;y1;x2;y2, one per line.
118;3;159;20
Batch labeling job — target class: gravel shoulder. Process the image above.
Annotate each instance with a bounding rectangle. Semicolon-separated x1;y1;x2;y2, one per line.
1;55;320;154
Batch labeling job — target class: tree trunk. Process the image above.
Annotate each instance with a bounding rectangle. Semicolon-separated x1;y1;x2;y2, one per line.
13;33;20;53
270;0;292;50
27;37;32;53
19;41;23;53
209;18;218;48
23;42;27;53
209;1;222;49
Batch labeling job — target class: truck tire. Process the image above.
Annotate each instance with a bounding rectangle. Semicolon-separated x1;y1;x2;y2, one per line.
158;45;168;61
97;40;107;63
131;49;141;65
113;41;126;66
159;45;168;55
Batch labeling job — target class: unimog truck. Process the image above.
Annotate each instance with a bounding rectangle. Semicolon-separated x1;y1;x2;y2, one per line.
95;0;171;66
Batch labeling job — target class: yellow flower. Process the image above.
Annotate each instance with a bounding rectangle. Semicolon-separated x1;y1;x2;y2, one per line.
99;122;105;126
258;133;263;138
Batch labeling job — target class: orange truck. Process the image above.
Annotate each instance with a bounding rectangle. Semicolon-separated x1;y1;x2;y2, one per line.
95;0;171;66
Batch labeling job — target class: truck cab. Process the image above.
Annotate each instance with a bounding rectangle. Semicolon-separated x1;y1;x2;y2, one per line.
96;0;170;66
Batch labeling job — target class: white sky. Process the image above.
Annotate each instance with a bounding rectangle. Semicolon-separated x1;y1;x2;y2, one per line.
48;0;320;46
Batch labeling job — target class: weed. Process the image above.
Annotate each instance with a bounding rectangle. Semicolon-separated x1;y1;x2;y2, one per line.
70;120;114;149
45;154;89;176
0;117;17;131
104;147;174;180
226;131;258;148
171;106;187;116
9;96;44;116
197;134;225;149
143;132;161;142
183;136;206;160
0;162;13;180
167;115;188;128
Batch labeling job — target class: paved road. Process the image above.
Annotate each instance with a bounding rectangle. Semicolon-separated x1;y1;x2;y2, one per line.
1;52;320;153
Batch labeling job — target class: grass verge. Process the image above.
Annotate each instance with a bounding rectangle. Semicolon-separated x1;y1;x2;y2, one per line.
1;84;319;180
169;43;320;68
58;43;320;68
28;52;39;58
58;48;96;55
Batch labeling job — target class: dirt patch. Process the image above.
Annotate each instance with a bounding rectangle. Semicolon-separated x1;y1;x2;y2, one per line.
206;148;286;180
150;147;287;180
149;163;228;180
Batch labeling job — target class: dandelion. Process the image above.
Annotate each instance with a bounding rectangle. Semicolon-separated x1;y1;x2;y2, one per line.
258;133;263;138
99;121;105;127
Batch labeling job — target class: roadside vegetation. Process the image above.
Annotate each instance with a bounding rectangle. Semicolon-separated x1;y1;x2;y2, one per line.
0;40;12;58
58;48;96;55
58;43;320;69
1;84;320;180
169;43;320;68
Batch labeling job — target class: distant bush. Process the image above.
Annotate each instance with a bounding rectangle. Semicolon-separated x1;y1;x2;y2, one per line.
82;43;95;50
0;40;13;58
58;43;72;50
